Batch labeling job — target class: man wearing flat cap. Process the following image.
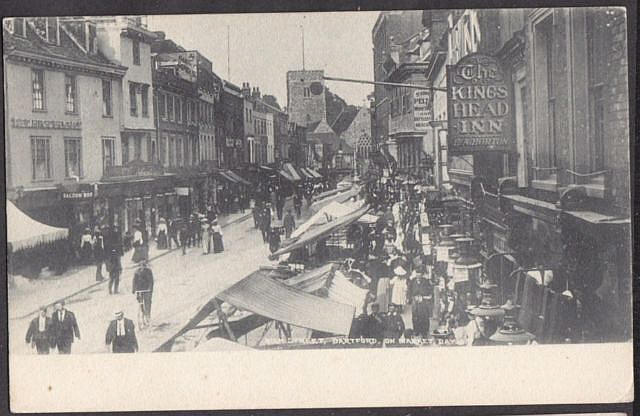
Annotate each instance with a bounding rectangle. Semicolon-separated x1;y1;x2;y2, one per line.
105;311;138;353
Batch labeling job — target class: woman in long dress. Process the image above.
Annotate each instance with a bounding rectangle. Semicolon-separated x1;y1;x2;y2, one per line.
201;220;210;254
80;228;93;265
157;218;168;250
131;225;146;263
211;220;224;253
390;265;409;307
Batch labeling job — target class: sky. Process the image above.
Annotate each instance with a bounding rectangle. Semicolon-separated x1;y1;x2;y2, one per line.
148;11;379;109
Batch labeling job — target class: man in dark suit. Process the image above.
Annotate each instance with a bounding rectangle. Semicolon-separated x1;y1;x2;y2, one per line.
105;311;138;353
25;306;53;354
51;301;80;354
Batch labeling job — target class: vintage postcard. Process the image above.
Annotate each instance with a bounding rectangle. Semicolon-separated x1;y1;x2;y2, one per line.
4;5;633;413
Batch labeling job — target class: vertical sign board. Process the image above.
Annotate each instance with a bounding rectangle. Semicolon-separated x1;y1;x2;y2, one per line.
447;54;514;154
413;89;433;132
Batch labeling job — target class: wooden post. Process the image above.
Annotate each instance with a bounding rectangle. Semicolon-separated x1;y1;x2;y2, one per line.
213;298;237;342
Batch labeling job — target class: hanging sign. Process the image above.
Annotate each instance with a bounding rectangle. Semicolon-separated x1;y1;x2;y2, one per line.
413;89;432;131
446;53;514;154
226;137;235;147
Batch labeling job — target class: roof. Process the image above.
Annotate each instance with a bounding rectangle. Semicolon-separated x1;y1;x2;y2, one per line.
331;107;359;136
3;22;126;74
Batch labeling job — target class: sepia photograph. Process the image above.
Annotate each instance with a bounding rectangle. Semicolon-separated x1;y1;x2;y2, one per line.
3;3;634;413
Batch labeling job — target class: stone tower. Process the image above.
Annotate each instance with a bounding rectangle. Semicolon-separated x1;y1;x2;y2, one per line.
286;70;327;127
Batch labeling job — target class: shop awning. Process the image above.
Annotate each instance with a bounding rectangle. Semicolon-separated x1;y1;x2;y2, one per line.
278;169;296;182
216;170;238;184
283;163;302;181
298;168;314;179
307;168;323;178
7;200;69;252
226;170;252;186
269;203;370;260
218;269;354;335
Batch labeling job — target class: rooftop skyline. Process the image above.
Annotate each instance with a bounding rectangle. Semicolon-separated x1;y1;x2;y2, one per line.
148;11;379;109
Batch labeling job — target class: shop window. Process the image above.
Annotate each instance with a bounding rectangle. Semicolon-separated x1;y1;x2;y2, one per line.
64;74;77;113
532;13;558;185
64;137;82;177
132;39;140;65
30;136;51;180
102;138;115;174
141;84;149;117
102;79;112;116
129;82;138;116
32;69;45;111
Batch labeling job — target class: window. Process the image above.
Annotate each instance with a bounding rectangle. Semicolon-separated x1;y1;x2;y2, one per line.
102;79;112;116
176;137;183;167
169;136;175;167
167;95;174;121
132;39;140;65
176;98;182;123
141;85;149;117
64;138;82;177
129;82;138;116
587;11;606;171
32;69;45;111
185;100;191;123
158;93;166;120
64;74;77;113
30;136;51;180
102;138;115;174
532;13;558;181
122;136;130;163
303;87;311;98
159;135;167;165
190;101;196;123
134;136;142;160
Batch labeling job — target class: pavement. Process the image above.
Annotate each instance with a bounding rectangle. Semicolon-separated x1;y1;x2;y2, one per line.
8;200;312;355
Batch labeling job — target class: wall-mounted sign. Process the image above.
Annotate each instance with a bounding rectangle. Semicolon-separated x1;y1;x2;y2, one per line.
61;191;93;200
226;137;235;147
235;139;243;149
413;89;433;131
11;118;81;130
446;53;514;154
175;187;190;196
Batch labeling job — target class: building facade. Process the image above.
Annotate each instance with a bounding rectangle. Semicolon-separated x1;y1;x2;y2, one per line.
4;17;126;232
286;70;327;127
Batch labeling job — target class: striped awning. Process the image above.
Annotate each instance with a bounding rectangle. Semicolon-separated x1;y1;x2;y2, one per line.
307;168;323;178
283;163;302;181
226;170;252;186
216;171;238;184
278;169;296;182
298;168;314;179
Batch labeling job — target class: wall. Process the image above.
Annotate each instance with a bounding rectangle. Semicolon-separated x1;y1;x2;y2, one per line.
286;70;326;127
120;36;155;131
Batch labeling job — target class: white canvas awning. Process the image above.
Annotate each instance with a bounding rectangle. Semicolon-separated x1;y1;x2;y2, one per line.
7;200;68;252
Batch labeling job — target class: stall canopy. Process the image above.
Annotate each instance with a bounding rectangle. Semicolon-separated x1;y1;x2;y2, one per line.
218;269;354;335
269;203;370;260
306;168;323;179
327;270;370;317
311;186;362;213
7;200;69;252
283;163;303;181
292;201;361;239
278;169;296;182
226;170;252;186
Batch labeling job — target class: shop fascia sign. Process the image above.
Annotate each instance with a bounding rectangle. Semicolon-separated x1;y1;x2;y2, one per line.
446;53;514;154
11;117;81;130
61;190;94;200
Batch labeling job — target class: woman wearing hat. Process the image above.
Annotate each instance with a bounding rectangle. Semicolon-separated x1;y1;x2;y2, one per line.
131;222;146;264
201;219;211;255
390;263;409;308
79;227;93;265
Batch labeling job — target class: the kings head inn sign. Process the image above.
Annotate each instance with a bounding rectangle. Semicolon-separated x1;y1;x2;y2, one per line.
446;53;514;154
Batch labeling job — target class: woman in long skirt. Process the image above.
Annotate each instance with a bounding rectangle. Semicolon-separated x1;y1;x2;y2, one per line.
79;228;93;265
211;220;224;253
201;220;210;254
390;266;409;307
157;218;168;250
131;225;146;263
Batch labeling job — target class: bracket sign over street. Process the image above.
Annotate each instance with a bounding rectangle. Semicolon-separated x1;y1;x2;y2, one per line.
446;53;514;154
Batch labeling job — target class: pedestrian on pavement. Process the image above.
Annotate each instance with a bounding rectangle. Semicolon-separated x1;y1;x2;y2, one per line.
131;223;146;264
276;193;285;220
211;220;224;253
179;221;189;255
157;218;168;250
201;219;211;255
293;193;302;218
93;227;105;281
362;303;384;341
79;227;93;265
106;249;122;294
51;301;80;354
25;306;53;354
253;201;262;229
283;208;296;239
132;261;154;327
105;311;138;353
260;204;272;243
268;226;281;254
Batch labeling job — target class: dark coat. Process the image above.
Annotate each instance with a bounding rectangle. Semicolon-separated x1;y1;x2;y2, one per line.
132;267;154;293
26;316;53;344
408;277;432;299
383;313;405;339
105;318;138;353
51;309;80;344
